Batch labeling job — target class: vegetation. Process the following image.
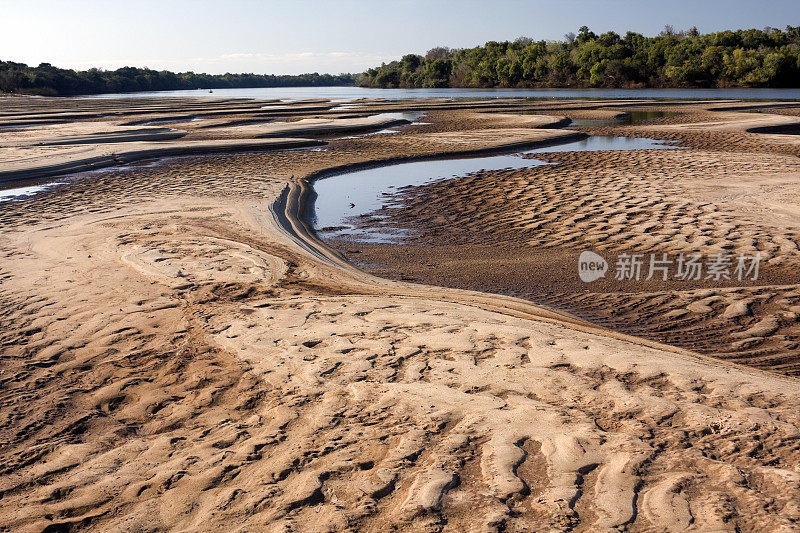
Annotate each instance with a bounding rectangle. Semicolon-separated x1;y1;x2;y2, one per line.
0;61;356;96
358;26;800;89
5;25;798;96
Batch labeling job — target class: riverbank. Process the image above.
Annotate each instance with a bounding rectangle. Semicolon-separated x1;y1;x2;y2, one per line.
1;97;800;531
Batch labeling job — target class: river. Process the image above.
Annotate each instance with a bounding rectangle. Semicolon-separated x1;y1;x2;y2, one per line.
81;86;800;101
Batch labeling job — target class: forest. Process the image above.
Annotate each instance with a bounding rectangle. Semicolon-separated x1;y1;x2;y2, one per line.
358;26;800;88
4;26;799;96
0;62;356;96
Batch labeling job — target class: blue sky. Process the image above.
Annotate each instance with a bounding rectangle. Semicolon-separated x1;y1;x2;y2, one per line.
1;0;797;74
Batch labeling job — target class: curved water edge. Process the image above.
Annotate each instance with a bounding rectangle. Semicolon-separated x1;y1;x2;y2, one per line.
300;132;589;234
310;134;683;243
269;147;740;366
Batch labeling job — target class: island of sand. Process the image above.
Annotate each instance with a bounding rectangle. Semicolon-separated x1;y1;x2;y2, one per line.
1;95;799;532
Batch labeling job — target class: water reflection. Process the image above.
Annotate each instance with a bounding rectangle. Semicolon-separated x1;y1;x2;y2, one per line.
313;135;681;243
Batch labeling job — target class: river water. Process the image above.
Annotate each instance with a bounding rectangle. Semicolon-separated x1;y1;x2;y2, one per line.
81;86;800;101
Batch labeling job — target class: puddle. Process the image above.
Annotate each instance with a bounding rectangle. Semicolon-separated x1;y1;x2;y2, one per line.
313;135;682;243
135;116;203;126
339;128;402;140
336;112;429;139
568;110;681;128
0;155;191;202
524;135;679;152
568;118;620;127
0;181;67;201
622;110;681;124
367;112;427;122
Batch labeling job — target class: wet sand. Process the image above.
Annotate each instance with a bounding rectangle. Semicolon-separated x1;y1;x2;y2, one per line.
1;96;799;531
334;102;800;375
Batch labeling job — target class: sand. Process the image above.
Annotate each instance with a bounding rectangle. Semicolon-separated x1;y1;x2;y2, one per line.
1;96;799;532
336;101;800;375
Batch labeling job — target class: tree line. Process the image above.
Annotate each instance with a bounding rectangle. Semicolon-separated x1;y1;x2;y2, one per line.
358;26;800;88
5;25;799;96
0;61;356;96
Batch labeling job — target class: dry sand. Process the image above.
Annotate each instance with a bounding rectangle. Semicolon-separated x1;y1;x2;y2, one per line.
0;96;799;532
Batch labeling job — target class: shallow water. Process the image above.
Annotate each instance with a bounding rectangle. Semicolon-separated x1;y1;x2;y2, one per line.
339;128;402;140
0;157;178;200
337;111;429;139
622;110;681;124
0;181;66;201
568;110;681;128
80;86;800;101
136;117;204;126
367;111;427;122
313;135;681;242
524;135;678;152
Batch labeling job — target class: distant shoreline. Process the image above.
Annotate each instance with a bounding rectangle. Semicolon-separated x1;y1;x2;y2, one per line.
68;86;800;101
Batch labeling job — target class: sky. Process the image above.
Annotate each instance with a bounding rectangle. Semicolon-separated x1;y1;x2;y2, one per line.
1;0;797;75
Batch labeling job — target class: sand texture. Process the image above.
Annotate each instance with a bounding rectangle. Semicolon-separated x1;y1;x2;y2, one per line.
0;96;799;532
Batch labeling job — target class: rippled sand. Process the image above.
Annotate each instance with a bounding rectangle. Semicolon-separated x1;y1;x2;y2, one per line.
1;96;799;531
